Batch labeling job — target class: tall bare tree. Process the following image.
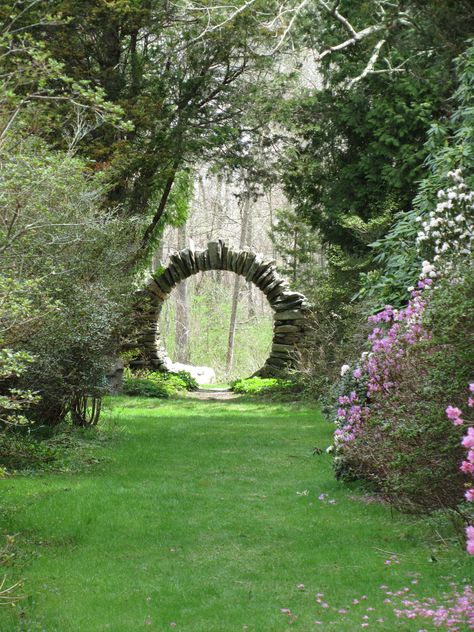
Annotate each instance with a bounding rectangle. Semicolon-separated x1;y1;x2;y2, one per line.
175;224;190;363
226;194;251;374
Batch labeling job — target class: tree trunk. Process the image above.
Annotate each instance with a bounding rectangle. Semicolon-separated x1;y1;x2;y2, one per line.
175;223;190;363
246;207;256;318
226;194;250;375
292;227;298;285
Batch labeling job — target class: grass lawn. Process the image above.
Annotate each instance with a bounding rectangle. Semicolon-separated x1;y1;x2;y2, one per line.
0;396;472;631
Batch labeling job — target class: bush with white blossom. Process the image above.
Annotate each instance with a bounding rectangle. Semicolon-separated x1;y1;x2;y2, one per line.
416;170;474;278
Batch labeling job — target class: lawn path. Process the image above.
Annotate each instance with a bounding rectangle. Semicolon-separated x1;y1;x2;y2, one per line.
0;396;471;631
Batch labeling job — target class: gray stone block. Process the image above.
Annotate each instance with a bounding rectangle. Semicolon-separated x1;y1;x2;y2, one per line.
146;279;168;301
195;250;206;271
235;251;248;275
155;275;172;294
227;250;238;272
273;310;306;321
254;265;276;288
221;242;229;269
274;324;302;334
241;252;256;276
271;343;294;353
262;278;283;295
179;249;193;275
163;268;176;289
245;254;263;282
267;283;287;302
208;241;221;268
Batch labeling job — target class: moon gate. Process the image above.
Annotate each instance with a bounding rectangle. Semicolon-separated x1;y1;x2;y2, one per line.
133;239;311;377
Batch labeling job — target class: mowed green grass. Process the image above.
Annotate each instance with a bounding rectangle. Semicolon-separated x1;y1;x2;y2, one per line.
0;396;472;631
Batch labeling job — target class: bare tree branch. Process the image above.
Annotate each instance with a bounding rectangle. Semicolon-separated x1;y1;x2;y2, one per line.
347;38;386;87
179;0;412;84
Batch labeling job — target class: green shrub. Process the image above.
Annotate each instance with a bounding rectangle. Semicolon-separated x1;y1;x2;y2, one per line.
122;369;198;398
231;377;294;395
170;370;199;391
1;137;138;428
123;377;171;399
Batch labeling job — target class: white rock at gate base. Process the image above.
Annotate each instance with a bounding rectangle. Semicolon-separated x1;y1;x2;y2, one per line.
170;362;216;385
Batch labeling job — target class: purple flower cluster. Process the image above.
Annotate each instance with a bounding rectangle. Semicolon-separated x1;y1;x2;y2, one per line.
366;281;432;398
334;280;433;447
446;383;474;555
335;390;370;444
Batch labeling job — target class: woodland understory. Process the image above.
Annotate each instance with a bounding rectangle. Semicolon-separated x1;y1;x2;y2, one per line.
0;0;473;629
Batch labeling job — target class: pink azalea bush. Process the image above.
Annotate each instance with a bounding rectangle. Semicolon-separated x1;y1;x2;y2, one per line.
446;383;474;555
333;268;473;513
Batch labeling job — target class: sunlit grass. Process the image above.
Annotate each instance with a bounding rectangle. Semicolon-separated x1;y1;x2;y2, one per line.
0;396;472;631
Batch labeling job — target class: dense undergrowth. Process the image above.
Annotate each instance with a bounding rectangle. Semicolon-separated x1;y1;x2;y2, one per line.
122;369;198;398
231;376;296;395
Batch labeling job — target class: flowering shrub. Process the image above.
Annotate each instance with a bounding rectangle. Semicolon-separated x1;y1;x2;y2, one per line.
447;384;474;555
416;170;474;272
360;42;474;308
334;279;432;450
333;266;473;512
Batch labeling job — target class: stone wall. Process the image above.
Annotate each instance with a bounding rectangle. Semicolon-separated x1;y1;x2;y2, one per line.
132;239;311;377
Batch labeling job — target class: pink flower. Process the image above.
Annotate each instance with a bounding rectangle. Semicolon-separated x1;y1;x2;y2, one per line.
465;488;474;502
353;367;362;380
461;428;474;449
446;406;463;424
461;460;474;474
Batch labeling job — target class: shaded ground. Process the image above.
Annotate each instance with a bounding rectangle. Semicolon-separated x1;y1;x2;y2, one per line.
0;396;471;631
187;388;240;401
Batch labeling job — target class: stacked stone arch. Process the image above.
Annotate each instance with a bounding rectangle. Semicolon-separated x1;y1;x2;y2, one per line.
134;239;310;376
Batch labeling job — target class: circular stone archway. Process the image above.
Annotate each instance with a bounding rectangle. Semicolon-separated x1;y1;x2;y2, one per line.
134;239;311;377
